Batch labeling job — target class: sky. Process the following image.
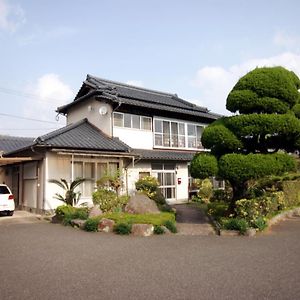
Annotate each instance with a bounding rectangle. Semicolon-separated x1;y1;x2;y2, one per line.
1;0;300;137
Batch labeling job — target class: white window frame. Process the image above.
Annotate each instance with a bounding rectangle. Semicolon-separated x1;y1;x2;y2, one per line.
113;112;152;131
153;117;205;150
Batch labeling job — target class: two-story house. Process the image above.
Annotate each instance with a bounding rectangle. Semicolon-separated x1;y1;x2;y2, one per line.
0;75;220;213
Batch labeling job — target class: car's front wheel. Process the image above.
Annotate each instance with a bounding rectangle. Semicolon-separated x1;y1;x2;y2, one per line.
7;211;14;216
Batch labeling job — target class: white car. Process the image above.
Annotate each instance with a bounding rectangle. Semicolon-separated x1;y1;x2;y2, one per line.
0;184;15;216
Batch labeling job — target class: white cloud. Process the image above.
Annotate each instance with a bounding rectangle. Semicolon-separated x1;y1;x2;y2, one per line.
125;80;144;87
0;0;25;32
191;52;300;115
23;74;74;124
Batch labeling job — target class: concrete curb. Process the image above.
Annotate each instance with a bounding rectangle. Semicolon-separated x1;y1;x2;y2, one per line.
267;207;300;227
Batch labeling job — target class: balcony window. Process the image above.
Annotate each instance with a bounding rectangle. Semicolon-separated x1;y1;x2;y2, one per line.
154;118;204;149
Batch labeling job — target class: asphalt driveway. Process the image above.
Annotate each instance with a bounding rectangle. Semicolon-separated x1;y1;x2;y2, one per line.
0;214;300;299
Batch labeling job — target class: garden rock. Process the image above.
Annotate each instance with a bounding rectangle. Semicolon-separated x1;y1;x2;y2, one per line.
71;219;86;229
161;226;172;234
244;228;256;237
131;224;154;237
89;205;103;218
125;193;160;214
51;214;63;224
98;218;115;233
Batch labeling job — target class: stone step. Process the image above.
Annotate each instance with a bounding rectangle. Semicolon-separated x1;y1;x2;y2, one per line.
176;223;216;236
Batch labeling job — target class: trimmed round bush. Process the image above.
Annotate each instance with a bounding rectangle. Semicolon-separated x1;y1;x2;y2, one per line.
228;66;300;108
190;153;218;179
201;124;242;156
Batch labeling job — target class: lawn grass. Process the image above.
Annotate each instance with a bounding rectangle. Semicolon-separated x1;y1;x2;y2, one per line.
98;212;176;226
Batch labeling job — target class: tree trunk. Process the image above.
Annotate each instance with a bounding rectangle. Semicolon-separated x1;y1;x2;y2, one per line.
226;181;247;216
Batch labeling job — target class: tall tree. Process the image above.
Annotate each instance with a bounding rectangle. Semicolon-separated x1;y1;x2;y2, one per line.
191;67;300;212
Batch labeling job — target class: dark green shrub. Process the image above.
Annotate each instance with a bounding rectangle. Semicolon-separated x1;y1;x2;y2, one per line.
158;203;173;212
154;225;165;235
223;218;249;235
84;217;100;232
253;217;268;231
190;153;218;179
55;205;89;225
152;191;166;205
72;207;89;220
163;220;177;233
207;201;229;220
114;223;132;235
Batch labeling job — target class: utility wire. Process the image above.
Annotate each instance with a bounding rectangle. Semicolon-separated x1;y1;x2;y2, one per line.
0;112;62;124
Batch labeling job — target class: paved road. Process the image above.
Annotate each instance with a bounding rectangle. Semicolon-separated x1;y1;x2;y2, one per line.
0;214;300;300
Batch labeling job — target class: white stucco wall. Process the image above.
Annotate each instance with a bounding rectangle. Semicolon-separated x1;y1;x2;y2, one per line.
126;162;152;195
44;152;72;210
67;98;113;136
113;127;153;149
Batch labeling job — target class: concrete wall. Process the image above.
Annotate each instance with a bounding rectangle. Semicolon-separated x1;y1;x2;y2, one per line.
67;98;113;136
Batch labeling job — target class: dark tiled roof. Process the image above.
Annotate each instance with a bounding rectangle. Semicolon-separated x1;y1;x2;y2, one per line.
132;149;197;161
57;75;220;120
0;135;34;154
35;119;130;152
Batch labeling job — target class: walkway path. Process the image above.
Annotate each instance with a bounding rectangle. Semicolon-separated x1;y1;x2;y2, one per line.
174;203;216;235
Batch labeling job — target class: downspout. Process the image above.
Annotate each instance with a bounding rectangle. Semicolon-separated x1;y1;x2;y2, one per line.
71;154;74;181
124;156;141;196
111;101;122;137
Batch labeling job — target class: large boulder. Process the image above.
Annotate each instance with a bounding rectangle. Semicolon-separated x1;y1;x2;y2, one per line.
88;205;103;218
131;224;154;237
98;218;115;233
124;193;160;214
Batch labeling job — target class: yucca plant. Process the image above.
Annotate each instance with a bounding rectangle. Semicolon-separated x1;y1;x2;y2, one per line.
49;178;86;206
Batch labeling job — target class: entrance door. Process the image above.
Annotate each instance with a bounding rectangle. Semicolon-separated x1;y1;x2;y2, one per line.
152;163;176;202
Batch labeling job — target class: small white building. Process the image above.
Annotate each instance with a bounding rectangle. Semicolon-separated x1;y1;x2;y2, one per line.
0;76;220;212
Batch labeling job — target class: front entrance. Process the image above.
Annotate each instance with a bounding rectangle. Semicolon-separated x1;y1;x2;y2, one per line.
152;163;176;202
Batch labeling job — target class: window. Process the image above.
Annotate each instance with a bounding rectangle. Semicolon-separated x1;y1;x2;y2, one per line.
113;112;151;131
72;161;119;197
139;171;150;179
113;113;123;127
151;163;176;200
154;118;204;149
